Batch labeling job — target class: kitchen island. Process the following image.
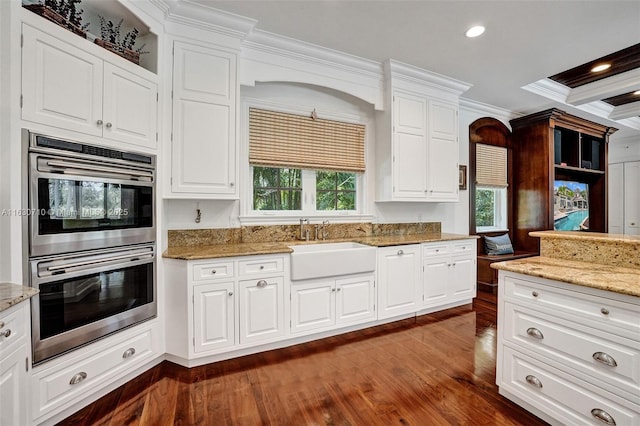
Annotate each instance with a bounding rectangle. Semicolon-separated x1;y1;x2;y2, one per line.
492;231;640;425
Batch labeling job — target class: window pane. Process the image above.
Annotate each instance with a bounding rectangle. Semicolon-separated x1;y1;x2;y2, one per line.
337;172;356;190
476;189;495;227
280;168;302;188
253;167;302;210
280;189;302;210
316;171;335;190
337;191;355;210
253;167;278;187
317;191;336;210
254;189;278;210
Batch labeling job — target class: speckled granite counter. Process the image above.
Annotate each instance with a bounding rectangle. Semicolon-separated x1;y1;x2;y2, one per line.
163;231;478;260
492;231;640;297
0;282;38;313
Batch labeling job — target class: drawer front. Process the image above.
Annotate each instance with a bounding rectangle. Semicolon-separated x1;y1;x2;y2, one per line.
502;346;640;426
238;257;284;277
422;243;449;257
504;302;640;402
0;303;27;356
35;329;154;411
452;240;475;253
504;275;640;336
193;261;234;281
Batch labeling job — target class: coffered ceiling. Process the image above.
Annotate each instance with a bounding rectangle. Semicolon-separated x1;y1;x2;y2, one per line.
188;0;640;137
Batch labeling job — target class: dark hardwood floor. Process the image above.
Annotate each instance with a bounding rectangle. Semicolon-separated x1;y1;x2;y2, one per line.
58;293;549;425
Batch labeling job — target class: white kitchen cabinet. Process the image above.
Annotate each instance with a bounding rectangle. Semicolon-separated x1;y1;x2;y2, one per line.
193;281;235;353
21;23;158;149
609;161;639;235
290;273;375;335
422;240;476;308
497;271;640;424
239;277;285;344
0;303;30;426
170;41;237;197
375;60;470;202
377;244;421;319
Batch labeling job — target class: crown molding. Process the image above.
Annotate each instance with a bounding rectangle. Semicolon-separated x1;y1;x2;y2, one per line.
566;68;640;106
459;98;518;123
385;59;472;97
609;100;640;121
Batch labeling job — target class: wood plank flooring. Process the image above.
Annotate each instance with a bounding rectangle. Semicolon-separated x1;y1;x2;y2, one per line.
57;295;549;425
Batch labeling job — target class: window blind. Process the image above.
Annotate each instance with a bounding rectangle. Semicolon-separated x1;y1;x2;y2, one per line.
476;144;508;187
249;108;365;173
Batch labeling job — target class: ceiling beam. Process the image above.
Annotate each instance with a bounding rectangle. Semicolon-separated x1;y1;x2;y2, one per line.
609;100;640;121
566;68;640;106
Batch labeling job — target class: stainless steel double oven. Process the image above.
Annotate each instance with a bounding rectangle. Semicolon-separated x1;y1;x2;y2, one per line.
24;131;157;364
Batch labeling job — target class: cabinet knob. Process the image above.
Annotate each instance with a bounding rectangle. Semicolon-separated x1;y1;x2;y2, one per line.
228;292;233;296
260;265;264;270
397;249;404;255
211;270;217;275
526;327;544;340
592;352;617;367
531;291;539;298
257;280;268;288
601;307;610;315
69;372;87;385
0;328;11;338
337;288;342;292
96;119;103;126
525;375;543;389
105;122;112;128
122;348;136;359
230;182;235;187
332;288;336;292
591;408;616;425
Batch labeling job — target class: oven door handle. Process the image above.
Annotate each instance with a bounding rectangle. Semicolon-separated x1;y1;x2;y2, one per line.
46;252;154;272
45;160;153;180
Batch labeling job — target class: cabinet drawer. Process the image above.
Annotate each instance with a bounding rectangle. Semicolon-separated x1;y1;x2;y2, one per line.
452;240;475;253
504;275;640;336
504;302;640;402
0;303;27;356
35;329;154;412
193;261;234;281
238;257;284;276
501;346;639;425
422;244;449;256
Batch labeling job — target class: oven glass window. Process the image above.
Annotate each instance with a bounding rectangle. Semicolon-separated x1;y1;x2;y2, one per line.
38;263;153;339
37;178;152;234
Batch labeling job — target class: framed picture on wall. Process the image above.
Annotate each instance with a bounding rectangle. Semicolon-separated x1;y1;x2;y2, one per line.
459;165;467;190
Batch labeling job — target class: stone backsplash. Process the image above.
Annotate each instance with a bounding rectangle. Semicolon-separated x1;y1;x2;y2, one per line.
168;222;441;247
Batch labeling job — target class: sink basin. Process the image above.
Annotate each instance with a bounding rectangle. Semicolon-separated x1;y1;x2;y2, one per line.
289;242;376;281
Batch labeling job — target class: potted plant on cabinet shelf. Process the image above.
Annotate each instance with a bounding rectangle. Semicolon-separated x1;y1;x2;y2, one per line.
94;16;147;65
23;0;89;38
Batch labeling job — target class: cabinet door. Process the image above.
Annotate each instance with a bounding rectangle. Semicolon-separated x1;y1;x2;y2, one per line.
608;163;624;234
0;347;27;426
336;275;375;325
103;62;157;148
393;93;428;199
171;41;237;196
193;282;235;352
22;24;103;137
291;280;335;334
423;256;449;307
426;99;459;201
624;162;640;235
449;253;476;301
377;245;421;319
238;277;284;344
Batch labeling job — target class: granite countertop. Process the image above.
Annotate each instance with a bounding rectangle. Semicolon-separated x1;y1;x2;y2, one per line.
163;233;478;260
530;230;640;244
491;256;640;298
0;282;38;313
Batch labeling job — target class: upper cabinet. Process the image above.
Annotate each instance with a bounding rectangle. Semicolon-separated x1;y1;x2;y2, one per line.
169;41;238;198
375;60;470;202
21;21;158;150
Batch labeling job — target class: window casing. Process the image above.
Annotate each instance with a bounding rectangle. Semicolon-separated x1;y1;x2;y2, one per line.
475;186;507;232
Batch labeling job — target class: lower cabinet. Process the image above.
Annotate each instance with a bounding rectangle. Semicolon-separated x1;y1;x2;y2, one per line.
497;271;640;424
422;240;476;308
0;302;30;426
193;281;235;353
290;273;375;335
377;244;422;319
238;276;285;344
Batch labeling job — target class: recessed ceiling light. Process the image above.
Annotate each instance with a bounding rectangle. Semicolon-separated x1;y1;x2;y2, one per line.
465;26;485;38
634;90;640;95
591;63;611;73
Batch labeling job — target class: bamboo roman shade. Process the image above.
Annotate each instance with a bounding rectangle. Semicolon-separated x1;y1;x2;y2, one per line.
476;144;508;187
249;108;366;172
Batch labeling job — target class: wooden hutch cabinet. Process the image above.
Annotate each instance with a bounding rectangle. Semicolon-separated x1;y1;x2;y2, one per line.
510;109;617;253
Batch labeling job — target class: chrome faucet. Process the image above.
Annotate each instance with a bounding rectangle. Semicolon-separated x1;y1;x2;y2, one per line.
299;218;309;241
321;220;329;240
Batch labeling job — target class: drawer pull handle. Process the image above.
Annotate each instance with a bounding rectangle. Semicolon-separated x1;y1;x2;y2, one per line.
525;375;543;388
397;249;404;255
0;328;11;338
526;328;544;340
69;372;87;385
531;291;539;297
600;307;610;315
257;280;268;288
591;408;616;425
122;348;136;359
593;352;617;367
